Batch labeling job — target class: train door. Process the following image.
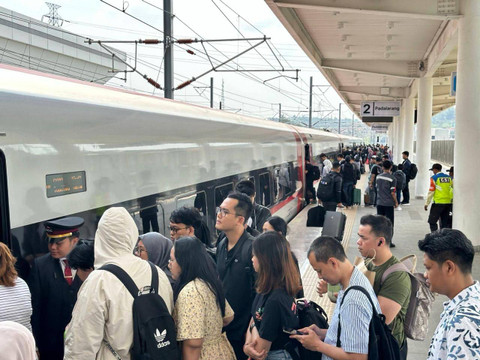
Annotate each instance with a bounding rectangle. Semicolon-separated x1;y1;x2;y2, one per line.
0;150;11;246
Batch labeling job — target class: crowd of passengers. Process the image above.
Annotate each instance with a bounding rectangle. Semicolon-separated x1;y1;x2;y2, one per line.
0;176;478;360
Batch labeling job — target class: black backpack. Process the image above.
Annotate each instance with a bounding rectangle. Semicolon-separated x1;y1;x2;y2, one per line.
317;173;335;202
337;286;400;360
100;262;180;360
311;165;321;181
285;299;329;360
409;163;418;180
306;205;326;227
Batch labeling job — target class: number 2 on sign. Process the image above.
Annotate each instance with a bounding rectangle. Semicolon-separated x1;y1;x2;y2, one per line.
363;103;371;115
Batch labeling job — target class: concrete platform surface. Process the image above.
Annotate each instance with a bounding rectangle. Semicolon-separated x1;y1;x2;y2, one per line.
290;172;480;360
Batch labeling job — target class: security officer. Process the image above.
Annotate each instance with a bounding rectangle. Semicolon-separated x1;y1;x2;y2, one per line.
29;216;84;360
424;164;453;232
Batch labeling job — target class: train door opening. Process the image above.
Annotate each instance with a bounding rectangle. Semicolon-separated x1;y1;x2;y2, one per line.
0;150;11;246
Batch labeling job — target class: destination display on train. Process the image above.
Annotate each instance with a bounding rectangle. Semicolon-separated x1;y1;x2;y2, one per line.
46;171;87;198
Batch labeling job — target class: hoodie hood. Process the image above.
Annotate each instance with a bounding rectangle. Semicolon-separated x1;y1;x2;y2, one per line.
94;207;139;268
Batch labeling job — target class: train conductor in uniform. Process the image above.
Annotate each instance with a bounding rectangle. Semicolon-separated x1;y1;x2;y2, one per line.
29;216;84;360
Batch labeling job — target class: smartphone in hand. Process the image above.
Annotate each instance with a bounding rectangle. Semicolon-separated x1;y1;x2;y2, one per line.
282;327;305;335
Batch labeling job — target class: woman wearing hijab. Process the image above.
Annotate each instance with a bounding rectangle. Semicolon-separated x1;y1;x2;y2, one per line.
135;232;174;284
0;321;36;360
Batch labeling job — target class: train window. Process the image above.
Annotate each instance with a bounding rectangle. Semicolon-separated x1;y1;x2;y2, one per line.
277;162;294;201
259;172;272;206
136;194;164;235
215;183;233;207
0;150;10;246
176;191;208;217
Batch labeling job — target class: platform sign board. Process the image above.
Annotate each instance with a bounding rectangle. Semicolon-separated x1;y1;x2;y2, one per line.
450;71;457;96
362;116;393;123
361;101;401;117
372;124;389;133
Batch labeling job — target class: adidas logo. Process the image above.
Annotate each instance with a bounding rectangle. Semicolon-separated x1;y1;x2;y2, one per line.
154;329;167;343
154;328;171;349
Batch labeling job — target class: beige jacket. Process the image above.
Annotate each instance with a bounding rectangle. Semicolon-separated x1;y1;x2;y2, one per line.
64;207;173;360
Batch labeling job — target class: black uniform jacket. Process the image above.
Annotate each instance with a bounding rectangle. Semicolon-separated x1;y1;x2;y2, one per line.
216;230;256;341
252;203;272;232
29;253;82;360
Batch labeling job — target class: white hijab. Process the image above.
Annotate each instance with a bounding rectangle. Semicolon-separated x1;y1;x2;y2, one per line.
0;321;36;360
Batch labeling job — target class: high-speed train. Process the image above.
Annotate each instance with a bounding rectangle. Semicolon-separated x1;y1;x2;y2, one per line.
0;64;359;274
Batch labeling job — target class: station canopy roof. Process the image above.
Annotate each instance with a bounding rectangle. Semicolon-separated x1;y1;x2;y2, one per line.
265;0;460;120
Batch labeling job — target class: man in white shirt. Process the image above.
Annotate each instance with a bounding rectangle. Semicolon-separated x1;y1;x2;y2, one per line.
320;153;333;178
418;229;480;360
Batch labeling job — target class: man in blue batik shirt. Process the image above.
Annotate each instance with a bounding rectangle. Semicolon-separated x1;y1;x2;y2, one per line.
418;229;480;360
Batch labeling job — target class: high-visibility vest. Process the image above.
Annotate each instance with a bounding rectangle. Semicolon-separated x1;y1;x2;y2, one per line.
429;173;453;204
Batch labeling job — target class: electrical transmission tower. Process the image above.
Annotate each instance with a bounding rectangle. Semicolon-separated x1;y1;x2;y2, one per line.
42;2;64;27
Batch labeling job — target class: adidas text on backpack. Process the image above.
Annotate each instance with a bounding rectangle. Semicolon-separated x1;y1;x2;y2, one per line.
317;173;335;202
100;262;180;360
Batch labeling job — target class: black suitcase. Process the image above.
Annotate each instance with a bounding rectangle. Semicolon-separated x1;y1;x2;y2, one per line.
321;211;346;241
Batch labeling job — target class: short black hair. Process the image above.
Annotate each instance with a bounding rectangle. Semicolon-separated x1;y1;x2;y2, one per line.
265;216;288;237
67;241;94;270
418;229;475;274
360;214;393;246
170;207;213;247
402;151;409;157
332;161;341;170
320;153;326;158
308;236;346;263
227;192;253;224
382;160;392;170
235;179;255;197
397;163;404;170
337;153;344;159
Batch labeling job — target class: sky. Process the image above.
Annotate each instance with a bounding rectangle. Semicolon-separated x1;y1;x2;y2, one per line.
0;0;359;125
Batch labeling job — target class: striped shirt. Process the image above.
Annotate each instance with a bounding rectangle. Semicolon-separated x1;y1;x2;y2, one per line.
0;277;32;331
376;172;397;206
323;266;381;359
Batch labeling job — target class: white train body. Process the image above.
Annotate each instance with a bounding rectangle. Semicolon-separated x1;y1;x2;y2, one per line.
0;65;358;271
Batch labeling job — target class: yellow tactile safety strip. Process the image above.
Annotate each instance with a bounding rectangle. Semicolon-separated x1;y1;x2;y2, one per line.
301;170;368;322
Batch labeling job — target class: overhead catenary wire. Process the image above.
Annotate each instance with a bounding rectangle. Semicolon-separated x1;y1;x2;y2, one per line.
122;0;308;106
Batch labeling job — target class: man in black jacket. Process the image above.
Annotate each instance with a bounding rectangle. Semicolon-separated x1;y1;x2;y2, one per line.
319;161;343;212
401;151;412;205
341;156;357;208
235;179;271;234
29;217;84;360
216;192;256;360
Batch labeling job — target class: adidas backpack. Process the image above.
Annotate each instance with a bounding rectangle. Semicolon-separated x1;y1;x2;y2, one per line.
100;262;180;360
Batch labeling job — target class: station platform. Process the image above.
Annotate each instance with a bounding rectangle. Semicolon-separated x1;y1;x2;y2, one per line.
287;171;480;360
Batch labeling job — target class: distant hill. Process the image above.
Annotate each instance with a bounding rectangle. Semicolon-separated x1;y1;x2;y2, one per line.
432;106;455;129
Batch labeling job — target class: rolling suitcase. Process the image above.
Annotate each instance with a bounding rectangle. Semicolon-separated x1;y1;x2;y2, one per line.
322;211;346;241
353;188;361;205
